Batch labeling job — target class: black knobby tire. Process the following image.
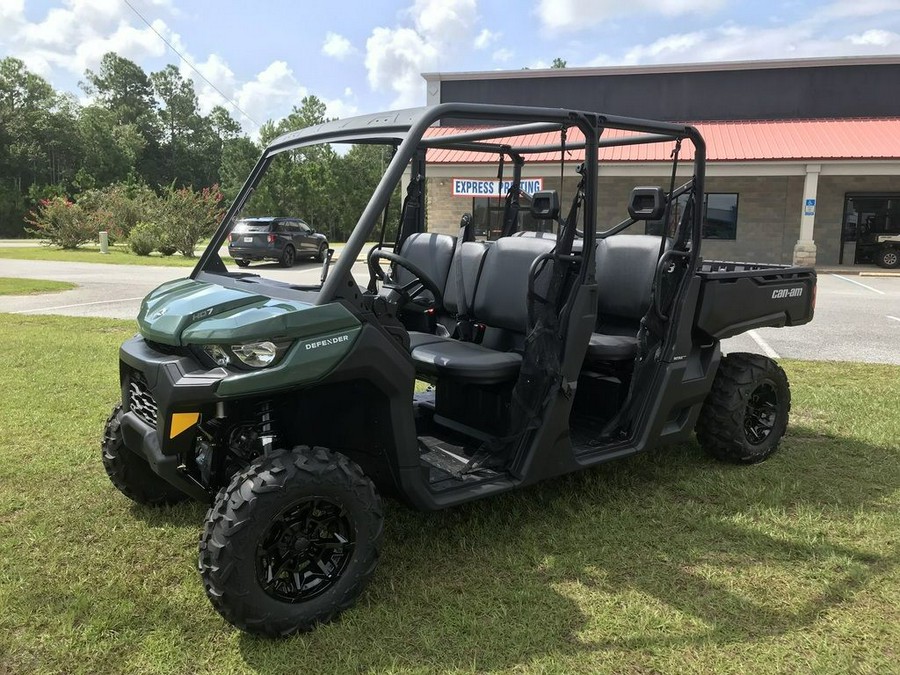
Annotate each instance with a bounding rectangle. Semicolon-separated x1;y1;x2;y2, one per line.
101;404;189;506
279;245;295;268
198;446;383;636
696;352;791;464
235;259;251;268
315;242;327;262
877;247;900;269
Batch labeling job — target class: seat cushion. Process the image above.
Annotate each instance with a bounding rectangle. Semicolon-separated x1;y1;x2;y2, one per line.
411;336;522;384
585;333;638;361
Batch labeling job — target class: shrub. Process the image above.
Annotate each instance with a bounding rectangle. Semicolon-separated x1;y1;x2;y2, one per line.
92;183;158;242
156;184;224;258
25;197;94;249
128;221;159;256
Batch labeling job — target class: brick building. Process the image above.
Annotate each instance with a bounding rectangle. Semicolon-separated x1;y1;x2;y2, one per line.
421;57;900;267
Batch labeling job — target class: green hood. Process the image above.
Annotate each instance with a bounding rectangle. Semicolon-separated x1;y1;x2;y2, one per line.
137;278;359;346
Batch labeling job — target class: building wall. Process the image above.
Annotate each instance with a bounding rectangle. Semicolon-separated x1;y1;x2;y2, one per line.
425;171;900;265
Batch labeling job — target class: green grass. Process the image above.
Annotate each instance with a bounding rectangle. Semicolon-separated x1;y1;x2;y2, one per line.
0;314;898;674
0;277;76;296
0;245;232;268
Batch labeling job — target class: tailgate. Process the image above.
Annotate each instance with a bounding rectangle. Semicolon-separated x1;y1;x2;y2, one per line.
695;260;817;340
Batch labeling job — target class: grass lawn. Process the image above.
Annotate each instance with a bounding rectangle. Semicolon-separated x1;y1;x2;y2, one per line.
0;277;76;295
0;313;898;674
0;245;233;268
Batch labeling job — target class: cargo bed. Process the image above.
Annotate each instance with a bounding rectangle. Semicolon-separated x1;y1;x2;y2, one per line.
694;260;816;340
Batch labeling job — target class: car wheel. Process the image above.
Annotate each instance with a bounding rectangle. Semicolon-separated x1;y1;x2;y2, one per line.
876;247;900;269
280;245;296;268
235;259;250;268
695;353;791;464
315;242;327;262
198;446;383;636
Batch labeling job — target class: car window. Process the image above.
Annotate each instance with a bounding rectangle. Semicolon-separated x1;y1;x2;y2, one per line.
298;222;311;234
233;220;271;233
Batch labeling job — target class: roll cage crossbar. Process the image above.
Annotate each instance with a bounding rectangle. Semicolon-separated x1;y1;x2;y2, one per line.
194;103;706;305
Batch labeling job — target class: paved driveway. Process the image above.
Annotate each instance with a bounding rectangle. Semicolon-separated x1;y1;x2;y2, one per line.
1;259;898;364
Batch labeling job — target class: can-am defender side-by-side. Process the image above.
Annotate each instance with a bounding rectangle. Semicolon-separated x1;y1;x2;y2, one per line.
101;104;817;636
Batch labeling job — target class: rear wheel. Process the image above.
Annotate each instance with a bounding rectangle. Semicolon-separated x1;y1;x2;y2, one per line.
877;247;900;269
101;404;189;506
280;245;296;268
696;353;791;464
235;259;250;268
315;242;327;262
198;446;383;636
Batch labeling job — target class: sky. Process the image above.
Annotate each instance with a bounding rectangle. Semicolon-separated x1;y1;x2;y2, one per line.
1;0;900;135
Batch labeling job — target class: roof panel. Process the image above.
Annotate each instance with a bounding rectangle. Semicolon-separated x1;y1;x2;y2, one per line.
425;118;900;163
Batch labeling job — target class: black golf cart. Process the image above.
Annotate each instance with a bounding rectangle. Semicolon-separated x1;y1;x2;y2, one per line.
102;104;816;636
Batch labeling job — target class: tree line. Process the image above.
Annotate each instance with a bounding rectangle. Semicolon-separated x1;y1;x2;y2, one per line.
0;53;392;245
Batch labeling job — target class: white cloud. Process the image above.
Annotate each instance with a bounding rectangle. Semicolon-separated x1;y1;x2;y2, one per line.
364;0;478;108
492;47;514;63
474;28;499;49
322;32;356;60
582;0;900;66
535;0;725;31
847;29;899;46
233;61;308;129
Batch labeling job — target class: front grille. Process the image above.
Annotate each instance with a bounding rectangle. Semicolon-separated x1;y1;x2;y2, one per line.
128;374;159;429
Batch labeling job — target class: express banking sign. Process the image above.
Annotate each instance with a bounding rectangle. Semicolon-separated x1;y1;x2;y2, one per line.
452;178;544;197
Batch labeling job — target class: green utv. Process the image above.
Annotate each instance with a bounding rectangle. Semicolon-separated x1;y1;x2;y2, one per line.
102;104;816;636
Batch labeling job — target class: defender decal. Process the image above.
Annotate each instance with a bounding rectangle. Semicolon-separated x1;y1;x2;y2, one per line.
305;334;351;350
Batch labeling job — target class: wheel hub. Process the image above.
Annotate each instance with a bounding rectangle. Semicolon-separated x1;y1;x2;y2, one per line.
744;381;778;445
256;497;354;602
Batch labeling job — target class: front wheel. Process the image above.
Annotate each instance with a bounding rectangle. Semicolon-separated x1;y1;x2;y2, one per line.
101;404;189;506
235;259;251;268
315;242;327;262
696;353;791;464
877;247;900;269
198;446;383;636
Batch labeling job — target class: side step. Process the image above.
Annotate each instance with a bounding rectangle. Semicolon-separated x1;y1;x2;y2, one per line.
418;435;499;485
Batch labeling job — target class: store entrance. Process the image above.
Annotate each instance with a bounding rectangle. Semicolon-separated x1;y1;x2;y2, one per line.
841;194;900;264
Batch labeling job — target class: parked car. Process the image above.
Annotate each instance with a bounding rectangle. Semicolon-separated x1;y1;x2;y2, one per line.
227;217;328;267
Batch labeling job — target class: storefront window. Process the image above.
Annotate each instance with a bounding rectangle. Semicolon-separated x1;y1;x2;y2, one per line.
646;193;738;240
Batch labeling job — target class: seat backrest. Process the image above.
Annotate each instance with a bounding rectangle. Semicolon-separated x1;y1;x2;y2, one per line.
395;232;456;303
594;234;665;332
443;240;490;316
473;236;556;333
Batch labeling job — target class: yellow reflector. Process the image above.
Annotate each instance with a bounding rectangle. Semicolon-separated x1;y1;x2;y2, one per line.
169;412;200;439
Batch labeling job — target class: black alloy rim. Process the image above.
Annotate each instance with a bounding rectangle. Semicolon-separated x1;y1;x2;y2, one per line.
256;497;355;602
744;382;778;445
284;248;294;266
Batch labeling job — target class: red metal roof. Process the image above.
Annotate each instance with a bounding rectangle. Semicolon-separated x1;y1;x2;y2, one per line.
425;118;900;163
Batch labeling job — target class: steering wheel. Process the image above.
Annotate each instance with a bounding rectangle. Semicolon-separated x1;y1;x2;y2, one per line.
367;248;444;309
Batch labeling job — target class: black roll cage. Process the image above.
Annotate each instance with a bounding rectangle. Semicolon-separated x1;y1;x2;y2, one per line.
194;103;706;305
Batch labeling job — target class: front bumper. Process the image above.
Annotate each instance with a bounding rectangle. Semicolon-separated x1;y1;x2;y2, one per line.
118;335;226;500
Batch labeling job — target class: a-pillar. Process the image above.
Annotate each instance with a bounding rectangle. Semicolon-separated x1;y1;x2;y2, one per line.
793;163;820;266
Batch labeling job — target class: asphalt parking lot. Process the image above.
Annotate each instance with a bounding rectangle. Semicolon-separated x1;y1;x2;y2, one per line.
1;258;898;364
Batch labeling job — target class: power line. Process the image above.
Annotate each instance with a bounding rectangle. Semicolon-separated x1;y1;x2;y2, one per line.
122;0;259;128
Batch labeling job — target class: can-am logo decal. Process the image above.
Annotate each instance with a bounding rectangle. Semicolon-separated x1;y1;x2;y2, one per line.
772;288;803;299
305;334;350;350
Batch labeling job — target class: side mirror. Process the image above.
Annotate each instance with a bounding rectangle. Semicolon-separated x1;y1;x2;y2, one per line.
628;187;666;221
531;190;560;221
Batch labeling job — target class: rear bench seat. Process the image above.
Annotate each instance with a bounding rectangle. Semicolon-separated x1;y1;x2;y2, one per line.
585;234;665;362
410;236;556;384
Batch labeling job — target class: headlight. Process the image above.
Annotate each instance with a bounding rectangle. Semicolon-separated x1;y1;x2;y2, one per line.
201;340;292;369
